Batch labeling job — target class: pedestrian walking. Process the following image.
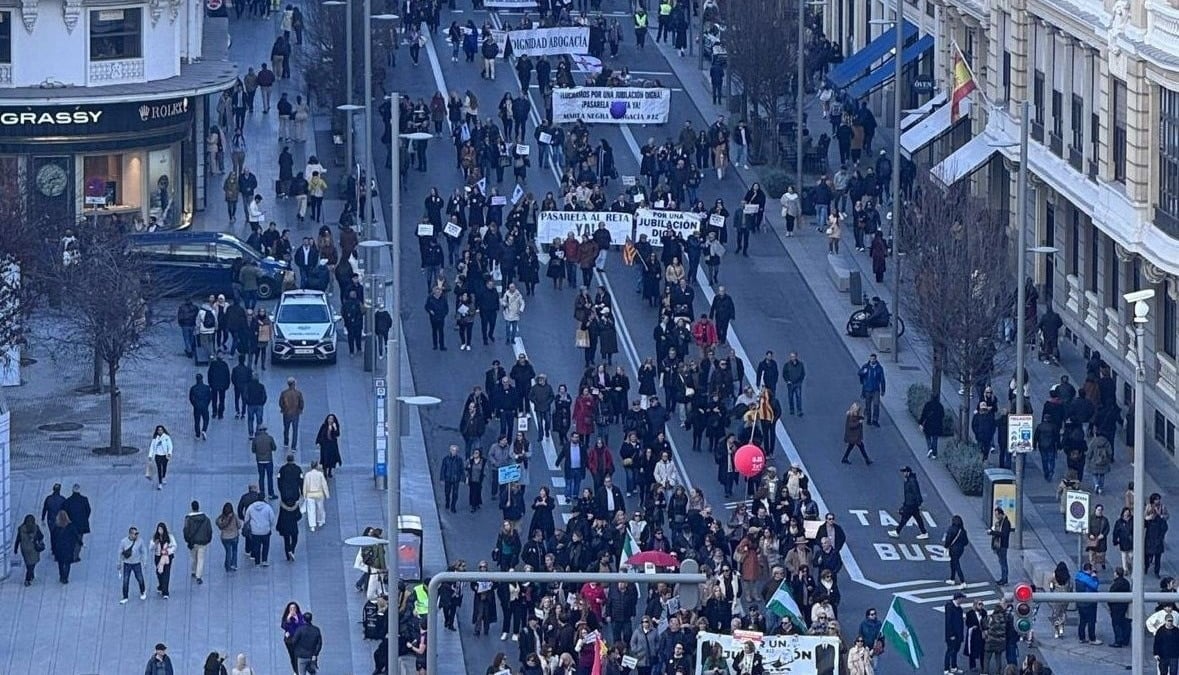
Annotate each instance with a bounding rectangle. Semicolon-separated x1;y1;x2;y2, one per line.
148;425;173;490
426;286;450;350
183;501;213;585
943;514;969;586
244;497;276;566
279;377;305;451
1108;566;1131;647
231;653;256;675
918;393;945;458
281;602;307;673
150;522;177;599
501;283;526;344
216;502;241;572
118;525;149;602
244;373;268;438
145;644;175;675
62;484;91;559
441;444;465;513
302;461;330;531
51;511;81;584
467;448;487;512
208;352;231;419
14;514;45;586
1075;562;1101;643
231;356;252;418
277;498;302;561
988;507;1013;585
1155;611;1179;675
291;611;323;675
189;373;212;440
888;466;929;540
840;402;871;465
857;353;886;426
252;424;278;500
315;414;342;477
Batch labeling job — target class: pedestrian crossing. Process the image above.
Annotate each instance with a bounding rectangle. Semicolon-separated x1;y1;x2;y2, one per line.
890;580;1006;613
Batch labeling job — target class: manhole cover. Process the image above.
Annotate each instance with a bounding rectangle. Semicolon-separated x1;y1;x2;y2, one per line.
92;445;139;456
39;422;83;432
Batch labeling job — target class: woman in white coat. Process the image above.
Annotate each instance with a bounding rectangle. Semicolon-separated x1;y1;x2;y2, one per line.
148;425;173;490
301;461;330;531
652;451;678;489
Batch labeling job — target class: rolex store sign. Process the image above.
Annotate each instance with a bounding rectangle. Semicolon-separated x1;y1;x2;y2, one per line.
0;96;194;140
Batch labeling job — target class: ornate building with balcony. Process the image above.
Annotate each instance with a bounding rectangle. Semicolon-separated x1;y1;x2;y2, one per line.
0;0;236;229
821;0;1179;458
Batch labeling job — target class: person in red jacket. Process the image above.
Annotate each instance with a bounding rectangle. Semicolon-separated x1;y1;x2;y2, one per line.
573;387;598;438
691;314;718;356
587;438;615;490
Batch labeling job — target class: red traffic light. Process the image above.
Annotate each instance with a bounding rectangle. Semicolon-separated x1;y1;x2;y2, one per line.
1013;583;1034;603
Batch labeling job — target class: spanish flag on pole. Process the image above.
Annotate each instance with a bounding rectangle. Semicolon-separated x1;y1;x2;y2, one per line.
755;387;775;422
950;42;977;124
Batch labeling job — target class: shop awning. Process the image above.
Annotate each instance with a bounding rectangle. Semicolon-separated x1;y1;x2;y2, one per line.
826;21;919;90
900;92;948;131
845;34;936;100
901;102;954;158
931;133;1002;185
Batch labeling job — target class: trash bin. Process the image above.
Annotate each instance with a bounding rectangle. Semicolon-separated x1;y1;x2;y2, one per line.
397;514;424;582
848;270;863;307
983;468;1017;526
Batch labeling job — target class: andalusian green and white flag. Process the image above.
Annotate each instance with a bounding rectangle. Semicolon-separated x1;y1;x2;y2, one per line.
619;532;639;569
765;580;807;631
881;597;923;669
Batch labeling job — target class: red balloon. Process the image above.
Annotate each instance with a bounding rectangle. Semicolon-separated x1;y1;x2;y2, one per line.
734;444;766;478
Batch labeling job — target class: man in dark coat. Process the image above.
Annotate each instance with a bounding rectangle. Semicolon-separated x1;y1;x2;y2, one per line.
277;454;304;504
890;466;928;540
189;373;213;440
62;484;92;560
230;356;253;419
207;353;232;419
41;483;66;525
918;394;945;458
708;286;736;343
944;592;966;673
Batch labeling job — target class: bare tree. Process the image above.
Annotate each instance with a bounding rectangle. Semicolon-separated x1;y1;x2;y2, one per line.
0;171;60;367
724;0;797;164
47;228;173;453
899;173;1015;436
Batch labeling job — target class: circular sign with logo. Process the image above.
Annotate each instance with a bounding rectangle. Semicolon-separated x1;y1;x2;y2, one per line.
207;0;223;10
1068;499;1087;520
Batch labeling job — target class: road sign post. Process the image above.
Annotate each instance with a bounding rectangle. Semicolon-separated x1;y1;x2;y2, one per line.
373;377;388;488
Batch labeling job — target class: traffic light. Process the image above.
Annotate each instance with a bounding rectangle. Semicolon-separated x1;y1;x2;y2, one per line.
1013;583;1035;635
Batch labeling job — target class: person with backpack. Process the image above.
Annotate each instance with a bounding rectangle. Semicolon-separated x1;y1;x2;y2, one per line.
196;296;219;356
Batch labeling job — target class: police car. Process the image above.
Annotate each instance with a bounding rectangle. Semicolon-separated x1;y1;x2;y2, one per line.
271;290;339;364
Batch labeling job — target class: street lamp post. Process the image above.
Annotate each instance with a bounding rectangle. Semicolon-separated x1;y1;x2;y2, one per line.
1125;287;1154;672
888;3;904;362
337;103;364;216
324;0;355;173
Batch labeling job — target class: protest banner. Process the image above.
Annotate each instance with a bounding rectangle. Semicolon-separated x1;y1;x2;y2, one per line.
537;210;633;244
484;0;536;7
635;208;703;242
507;26;590;56
694;631;841;675
551;87;672;124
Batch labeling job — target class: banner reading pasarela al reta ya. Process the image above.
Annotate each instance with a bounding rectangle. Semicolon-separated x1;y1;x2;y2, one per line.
551;87;672;124
537;210;633;244
506;26;590;56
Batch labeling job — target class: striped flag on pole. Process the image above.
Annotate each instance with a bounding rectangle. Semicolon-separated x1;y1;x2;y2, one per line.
950;42;977;124
881;597;924;669
622;240;638;266
766;580;808;631
619;531;640;569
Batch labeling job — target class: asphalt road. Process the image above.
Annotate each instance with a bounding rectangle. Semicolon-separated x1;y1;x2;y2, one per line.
376;8;1006;672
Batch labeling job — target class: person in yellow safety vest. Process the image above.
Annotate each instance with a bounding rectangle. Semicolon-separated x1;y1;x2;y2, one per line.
656;0;673;44
413;580;429;619
634;8;649;49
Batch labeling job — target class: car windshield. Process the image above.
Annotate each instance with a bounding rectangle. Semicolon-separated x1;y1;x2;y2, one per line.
277;304;331;324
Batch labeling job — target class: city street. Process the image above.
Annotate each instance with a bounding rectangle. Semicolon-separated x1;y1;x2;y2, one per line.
378;7;1005;673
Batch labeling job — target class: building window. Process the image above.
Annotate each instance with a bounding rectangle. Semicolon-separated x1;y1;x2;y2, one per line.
1070;94;1083;153
1034;72;1045;126
82;154;141;209
90;8;142;61
1002;51;1012;102
1070;208;1080;274
1052;90;1063;140
1106;240;1119;308
1113;77;1128;183
925;1;934;17
0;11;11;64
1088;223;1099;294
1166;280;1177;358
1158;86;1179;236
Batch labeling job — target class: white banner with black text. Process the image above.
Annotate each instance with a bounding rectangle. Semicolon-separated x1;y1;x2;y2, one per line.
506;26;590;56
694;631;841;675
551;87;672;124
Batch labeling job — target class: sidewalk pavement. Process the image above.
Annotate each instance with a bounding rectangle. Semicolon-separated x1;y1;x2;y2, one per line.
656;40;1177;673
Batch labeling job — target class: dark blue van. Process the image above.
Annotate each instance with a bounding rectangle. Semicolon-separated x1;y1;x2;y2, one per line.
128;231;288;300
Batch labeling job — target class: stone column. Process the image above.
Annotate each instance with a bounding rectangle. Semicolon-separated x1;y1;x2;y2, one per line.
1124;58;1151;203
